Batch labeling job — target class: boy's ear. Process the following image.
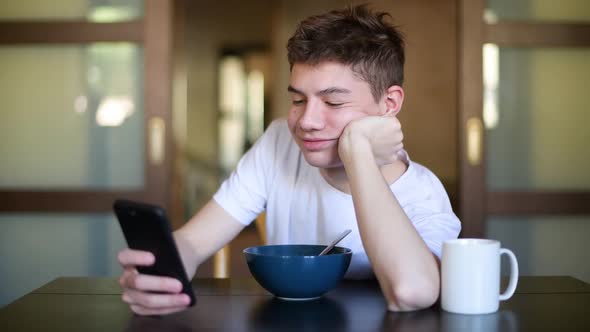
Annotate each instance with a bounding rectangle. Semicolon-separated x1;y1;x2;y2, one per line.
383;85;404;115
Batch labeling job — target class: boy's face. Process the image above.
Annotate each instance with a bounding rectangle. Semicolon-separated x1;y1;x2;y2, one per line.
287;61;386;168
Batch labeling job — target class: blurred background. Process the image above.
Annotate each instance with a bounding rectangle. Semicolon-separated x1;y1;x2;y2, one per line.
1;0;589;306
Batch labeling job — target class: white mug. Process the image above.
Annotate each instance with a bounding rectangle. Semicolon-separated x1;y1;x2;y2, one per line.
441;239;518;314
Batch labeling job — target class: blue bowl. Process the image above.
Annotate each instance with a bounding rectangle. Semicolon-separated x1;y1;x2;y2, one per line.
243;244;352;300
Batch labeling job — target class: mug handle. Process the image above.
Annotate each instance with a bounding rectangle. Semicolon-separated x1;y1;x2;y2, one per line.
499;248;519;301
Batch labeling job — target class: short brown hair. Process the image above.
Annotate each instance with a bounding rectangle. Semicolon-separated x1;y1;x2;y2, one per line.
287;4;405;101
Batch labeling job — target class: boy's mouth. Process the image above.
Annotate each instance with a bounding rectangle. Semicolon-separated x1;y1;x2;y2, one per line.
300;138;337;150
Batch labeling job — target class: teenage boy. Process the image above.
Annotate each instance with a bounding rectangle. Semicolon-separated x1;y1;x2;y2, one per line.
118;4;460;315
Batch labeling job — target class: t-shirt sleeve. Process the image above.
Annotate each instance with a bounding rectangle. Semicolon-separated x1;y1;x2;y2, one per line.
212;121;281;225
403;170;462;259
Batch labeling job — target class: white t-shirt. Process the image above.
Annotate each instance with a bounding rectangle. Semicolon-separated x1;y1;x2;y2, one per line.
214;119;461;279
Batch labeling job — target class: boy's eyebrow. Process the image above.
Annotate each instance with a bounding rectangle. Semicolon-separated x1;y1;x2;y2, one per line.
317;87;351;96
287;85;352;96
287;85;303;94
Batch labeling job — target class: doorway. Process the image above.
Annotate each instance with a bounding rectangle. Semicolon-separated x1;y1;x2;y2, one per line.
459;0;590;282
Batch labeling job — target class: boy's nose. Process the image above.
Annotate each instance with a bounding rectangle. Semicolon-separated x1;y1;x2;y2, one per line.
298;102;325;131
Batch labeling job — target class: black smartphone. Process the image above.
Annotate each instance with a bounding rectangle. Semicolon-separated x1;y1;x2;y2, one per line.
113;199;196;306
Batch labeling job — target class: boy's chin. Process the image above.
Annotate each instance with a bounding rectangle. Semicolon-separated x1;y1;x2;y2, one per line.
302;153;343;169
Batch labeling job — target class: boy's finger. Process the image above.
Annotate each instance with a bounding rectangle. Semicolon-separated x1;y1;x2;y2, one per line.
117;249;155;267
124;274;184;293
124;287;190;308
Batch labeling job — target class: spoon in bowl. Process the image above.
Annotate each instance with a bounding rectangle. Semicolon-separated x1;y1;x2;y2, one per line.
318;229;352;256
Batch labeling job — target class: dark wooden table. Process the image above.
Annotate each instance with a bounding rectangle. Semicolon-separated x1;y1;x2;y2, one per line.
1;276;589;331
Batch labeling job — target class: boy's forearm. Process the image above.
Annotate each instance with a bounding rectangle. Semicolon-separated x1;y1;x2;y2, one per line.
173;200;246;280
174;230;200;279
340;135;439;311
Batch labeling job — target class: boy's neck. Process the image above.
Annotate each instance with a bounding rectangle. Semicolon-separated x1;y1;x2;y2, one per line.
319;159;408;194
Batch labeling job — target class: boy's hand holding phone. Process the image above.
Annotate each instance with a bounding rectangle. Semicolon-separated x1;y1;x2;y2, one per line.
118;249;191;316
114;199;196;316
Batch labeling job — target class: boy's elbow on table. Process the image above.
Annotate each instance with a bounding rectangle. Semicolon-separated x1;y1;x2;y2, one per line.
385;278;440;312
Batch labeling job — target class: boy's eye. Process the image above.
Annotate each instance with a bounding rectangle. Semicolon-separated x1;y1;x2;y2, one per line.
292;100;305;105
325;102;344;107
